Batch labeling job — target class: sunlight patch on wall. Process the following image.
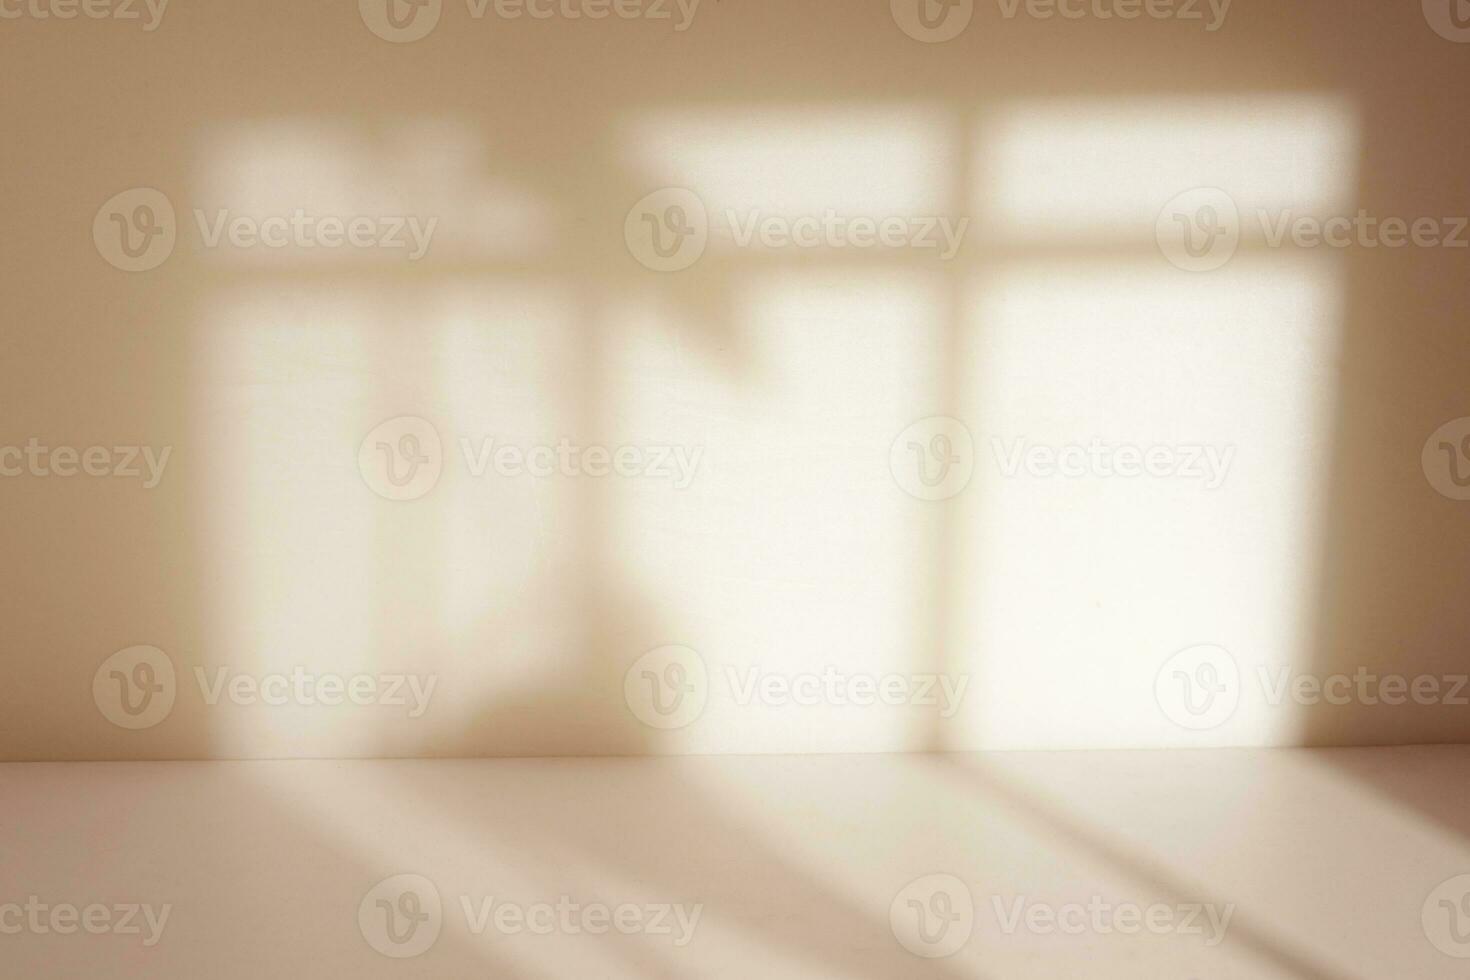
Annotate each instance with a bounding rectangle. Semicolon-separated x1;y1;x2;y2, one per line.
619;106;957;254
980;95;1358;242
950;255;1346;749
601;271;949;754
194;280;592;755
194;286;382;756
942;95;1357;750
431;285;589;732
192;119;558;266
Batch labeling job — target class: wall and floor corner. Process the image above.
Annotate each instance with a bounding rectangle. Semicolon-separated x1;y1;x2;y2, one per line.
1;1;1469;977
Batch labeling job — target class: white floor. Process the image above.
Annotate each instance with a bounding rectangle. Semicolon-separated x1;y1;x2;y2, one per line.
2;747;1468;978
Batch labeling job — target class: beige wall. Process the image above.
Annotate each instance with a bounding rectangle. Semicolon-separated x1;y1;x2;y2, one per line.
2;0;1468;759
